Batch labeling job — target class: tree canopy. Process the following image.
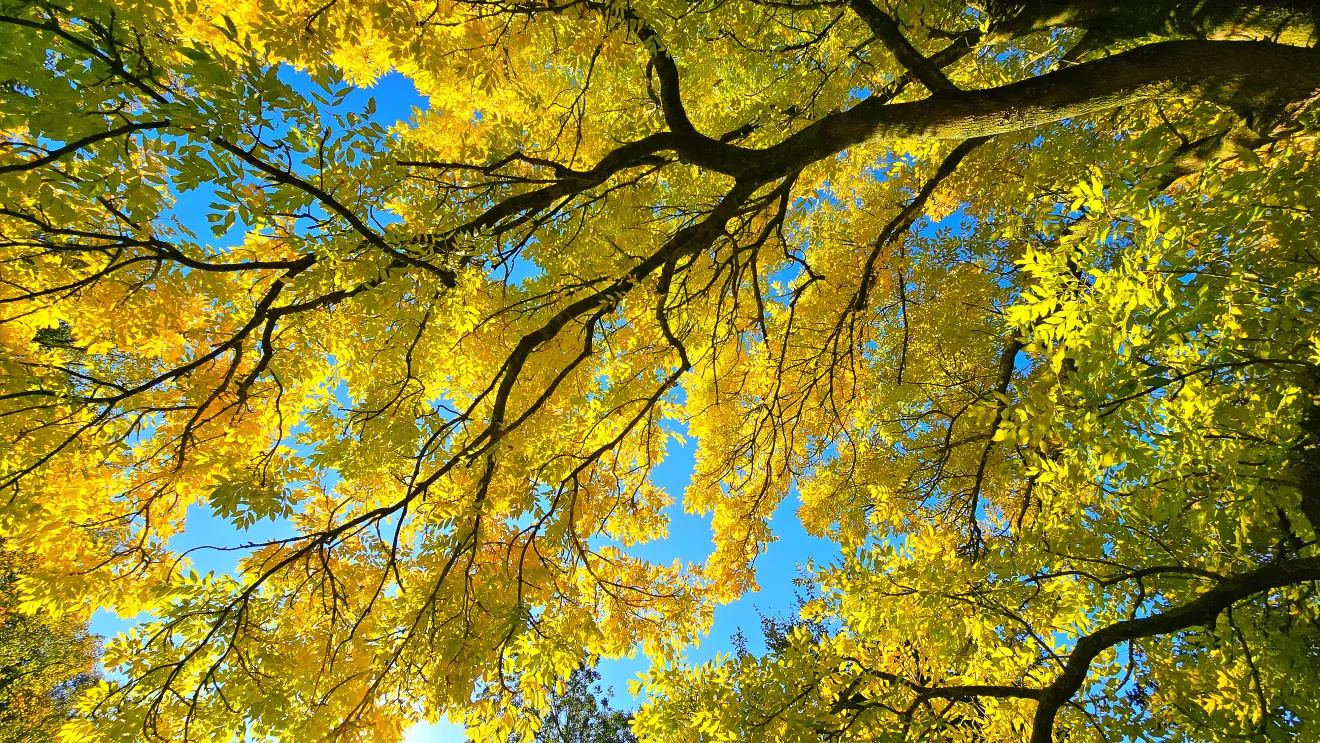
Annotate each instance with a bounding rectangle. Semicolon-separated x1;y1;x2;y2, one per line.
514;661;636;743
0;547;101;743
2;0;1319;741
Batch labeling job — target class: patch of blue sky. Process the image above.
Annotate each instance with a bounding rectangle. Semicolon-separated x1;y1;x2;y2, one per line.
591;427;840;707
87;424;333;641
168;65;425;248
550;371;841;702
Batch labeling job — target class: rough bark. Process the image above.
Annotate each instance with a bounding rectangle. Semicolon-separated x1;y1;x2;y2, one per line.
986;0;1320;47
733;39;1320;180
1295;368;1320;534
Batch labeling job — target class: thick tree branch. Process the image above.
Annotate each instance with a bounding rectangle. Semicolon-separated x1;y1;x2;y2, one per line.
742;40;1320;179
846;0;958;93
1030;556;1320;742
986;0;1319;48
579;1;733;172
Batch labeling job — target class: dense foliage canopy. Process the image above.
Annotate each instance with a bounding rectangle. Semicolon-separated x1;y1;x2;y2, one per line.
0;547;100;743
2;0;1320;741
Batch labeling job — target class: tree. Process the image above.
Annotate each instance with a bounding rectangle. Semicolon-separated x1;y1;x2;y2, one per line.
508;662;636;743
0;547;101;743
1;0;1318;740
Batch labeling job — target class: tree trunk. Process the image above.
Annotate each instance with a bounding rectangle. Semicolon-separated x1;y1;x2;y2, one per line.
986;0;1319;47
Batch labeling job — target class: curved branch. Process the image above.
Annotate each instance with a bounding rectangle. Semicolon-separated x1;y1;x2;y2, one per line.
1031;556;1320;742
743;39;1320;179
592;1;735;171
209;138;459;287
0;121;170;175
851;135;988;314
845;0;958;93
410;132;677;241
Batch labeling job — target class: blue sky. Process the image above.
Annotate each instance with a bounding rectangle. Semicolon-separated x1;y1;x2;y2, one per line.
407;434;836;742
88;68;839;742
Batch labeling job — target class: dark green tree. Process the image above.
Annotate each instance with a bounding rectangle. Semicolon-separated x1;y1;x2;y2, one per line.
516;664;636;743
